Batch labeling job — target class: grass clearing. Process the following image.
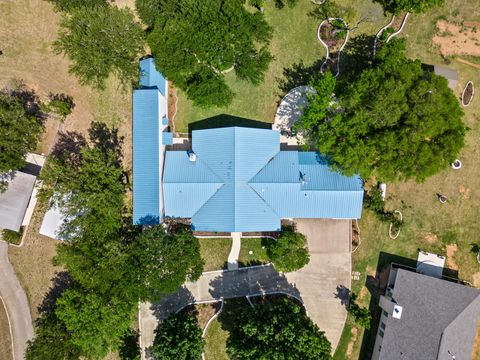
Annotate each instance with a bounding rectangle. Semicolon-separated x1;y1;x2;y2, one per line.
238;238;270;267
198;238;232;272
203;317;229;360
174;1;325;132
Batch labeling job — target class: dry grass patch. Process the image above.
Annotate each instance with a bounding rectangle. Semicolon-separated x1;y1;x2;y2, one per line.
446;244;459;271
0;298;12;360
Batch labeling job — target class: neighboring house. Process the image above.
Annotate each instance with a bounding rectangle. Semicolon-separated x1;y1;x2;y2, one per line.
0;154;44;232
372;254;480;360
132;58;364;231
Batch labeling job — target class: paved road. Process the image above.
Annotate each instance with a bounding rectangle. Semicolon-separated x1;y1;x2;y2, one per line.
0;242;34;360
140;219;351;359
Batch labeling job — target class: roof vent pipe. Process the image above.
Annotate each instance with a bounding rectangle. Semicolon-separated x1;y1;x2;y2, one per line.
188;151;197;162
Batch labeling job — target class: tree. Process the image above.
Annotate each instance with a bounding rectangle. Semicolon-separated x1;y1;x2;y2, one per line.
249;0;298;12
46;0;109;12
54;5;145;89
151;308;204;360
55;288;135;359
301;39;466;182
143;0;273;107
266;226;310;272
347;293;372;329
125;224;204;302
375;0;445;14
225;297;332;359
0;93;44;174
25;312;82;360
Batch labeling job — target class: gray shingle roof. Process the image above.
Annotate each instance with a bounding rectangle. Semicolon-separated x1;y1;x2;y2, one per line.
379;269;480;360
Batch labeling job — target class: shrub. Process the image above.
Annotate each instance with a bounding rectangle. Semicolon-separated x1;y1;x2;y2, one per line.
347;293;372;329
1;227;23;245
266;226;310;272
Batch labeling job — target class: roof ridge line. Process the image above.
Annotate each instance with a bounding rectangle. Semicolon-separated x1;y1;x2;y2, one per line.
190;183;227;219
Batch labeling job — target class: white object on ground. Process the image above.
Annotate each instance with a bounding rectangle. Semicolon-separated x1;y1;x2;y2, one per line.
451;159;462;169
379;183;387;201
227;232;242;270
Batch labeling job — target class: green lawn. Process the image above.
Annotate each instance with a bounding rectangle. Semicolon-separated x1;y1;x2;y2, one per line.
173;1;326;132
238;238;270;267
332;1;480;358
203;317;229;360
198;238;232;272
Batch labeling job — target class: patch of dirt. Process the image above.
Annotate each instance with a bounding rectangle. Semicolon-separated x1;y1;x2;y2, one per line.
433;20;480;57
196;303;220;330
424;232;439;244
346;327;358;359
366;265;376;277
456;57;480;69
463;82;474;106
358;286;368;301
459;185;472;200
473;272;480;288
168;83;177;132
446;244;459;271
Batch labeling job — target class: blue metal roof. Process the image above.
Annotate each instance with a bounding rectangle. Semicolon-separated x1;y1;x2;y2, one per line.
132;89;162;225
163;127;363;232
139;58;167;96
162;132;173;145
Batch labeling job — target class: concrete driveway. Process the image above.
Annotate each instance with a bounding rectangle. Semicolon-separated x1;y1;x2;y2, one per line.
0;241;34;360
139;219;351;358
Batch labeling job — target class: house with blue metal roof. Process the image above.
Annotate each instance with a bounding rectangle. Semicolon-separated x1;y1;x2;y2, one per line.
133;57;172;225
132;58;364;230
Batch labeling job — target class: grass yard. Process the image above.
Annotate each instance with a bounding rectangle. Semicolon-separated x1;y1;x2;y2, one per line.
198;238;232;272
0;299;12;360
203;317;229;360
333;1;480;358
174;1;326;132
238;238;270;267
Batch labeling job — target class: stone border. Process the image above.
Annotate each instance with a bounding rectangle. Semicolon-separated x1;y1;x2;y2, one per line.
461;81;474;107
317;18;350;77
373;12;410;55
388;210;403;240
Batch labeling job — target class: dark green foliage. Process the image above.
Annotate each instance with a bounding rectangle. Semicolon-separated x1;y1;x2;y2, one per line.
302;39;466;182
46;0;109;12
25;312;82;360
266;226;310;272
53;5;145;89
224;297;332;359
119;329;140;360
1;227;23;245
375;0;445;14
55;288;135;359
347;293;372;329
143;0;273;107
364;187;402;227
0;91;45;174
47;93;75;121
151;308;204;360
249;0;298;11
126;224;204;302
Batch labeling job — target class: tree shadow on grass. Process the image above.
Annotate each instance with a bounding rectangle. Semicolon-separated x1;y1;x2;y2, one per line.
338;34;376;86
51;131;87;168
37;271;74;316
277;59;324;95
188;114;272;132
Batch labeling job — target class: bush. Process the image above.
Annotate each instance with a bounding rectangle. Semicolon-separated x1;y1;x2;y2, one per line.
2;227;23;245
347;293;372;329
365;187;403;228
151;308;203;360
266;226;310;272
47;93;75;121
46;0;109;12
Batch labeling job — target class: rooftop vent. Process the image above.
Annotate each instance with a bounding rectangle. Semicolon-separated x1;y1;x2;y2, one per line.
188;151;196;162
392;305;403;319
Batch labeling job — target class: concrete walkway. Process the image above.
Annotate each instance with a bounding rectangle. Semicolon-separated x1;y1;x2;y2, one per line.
140;220;351;359
227;232;241;270
0;241;34;360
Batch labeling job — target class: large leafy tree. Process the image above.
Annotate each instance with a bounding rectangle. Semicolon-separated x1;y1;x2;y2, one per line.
300;39;466;182
225;297;332;359
266;226;310;272
126;224;204;302
142;0;273;107
55;288;135;359
0;93;44;174
151;308;204;360
375;0;445;14
54;5;145;89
